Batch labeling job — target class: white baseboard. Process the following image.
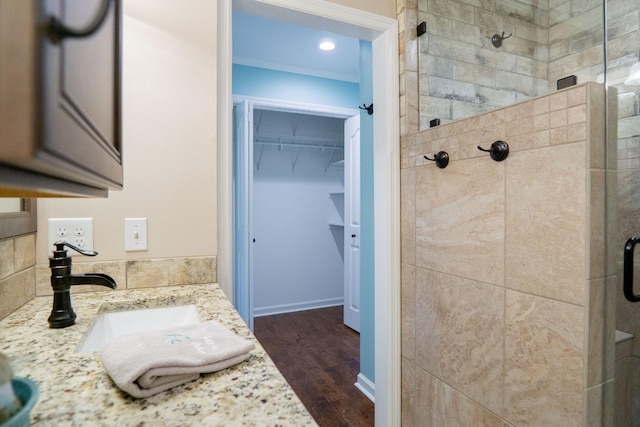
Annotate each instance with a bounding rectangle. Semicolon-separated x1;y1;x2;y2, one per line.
253;297;344;317
355;372;375;403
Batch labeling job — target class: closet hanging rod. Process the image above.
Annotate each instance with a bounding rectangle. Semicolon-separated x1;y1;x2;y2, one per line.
254;133;341;145
254;140;343;151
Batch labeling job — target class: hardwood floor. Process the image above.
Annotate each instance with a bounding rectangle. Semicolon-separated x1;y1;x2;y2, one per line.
253;306;374;427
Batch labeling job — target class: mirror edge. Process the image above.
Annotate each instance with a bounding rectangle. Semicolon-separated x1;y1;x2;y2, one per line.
0;199;37;239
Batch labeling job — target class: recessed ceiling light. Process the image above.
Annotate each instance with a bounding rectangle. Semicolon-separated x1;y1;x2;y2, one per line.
319;40;335;51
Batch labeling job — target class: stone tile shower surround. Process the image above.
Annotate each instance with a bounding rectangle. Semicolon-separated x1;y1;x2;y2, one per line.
400;83;615;425
416;0;550;127
411;0;619;130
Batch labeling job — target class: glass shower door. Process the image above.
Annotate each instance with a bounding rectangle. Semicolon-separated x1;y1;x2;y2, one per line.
604;0;640;422
609;53;640;427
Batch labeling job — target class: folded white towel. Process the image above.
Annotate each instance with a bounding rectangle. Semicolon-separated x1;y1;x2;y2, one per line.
101;320;255;398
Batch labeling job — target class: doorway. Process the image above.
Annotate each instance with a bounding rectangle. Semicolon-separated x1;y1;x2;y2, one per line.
233;98;360;327
217;1;400;424
250;107;360;323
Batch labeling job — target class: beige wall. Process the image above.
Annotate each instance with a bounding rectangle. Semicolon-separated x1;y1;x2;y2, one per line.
327;0;395;18
35;5;218;265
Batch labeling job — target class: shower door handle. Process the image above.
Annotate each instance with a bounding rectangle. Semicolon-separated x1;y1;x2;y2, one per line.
623;236;640;302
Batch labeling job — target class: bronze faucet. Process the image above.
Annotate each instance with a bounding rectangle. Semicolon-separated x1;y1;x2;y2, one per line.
48;242;117;328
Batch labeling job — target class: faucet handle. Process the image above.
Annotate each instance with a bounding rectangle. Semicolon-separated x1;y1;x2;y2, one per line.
53;241;99;257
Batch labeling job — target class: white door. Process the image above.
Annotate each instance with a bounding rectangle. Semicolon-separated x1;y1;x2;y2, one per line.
343;114;360;332
232;100;254;330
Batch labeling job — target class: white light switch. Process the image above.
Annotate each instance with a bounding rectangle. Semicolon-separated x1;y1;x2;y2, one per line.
125;218;147;251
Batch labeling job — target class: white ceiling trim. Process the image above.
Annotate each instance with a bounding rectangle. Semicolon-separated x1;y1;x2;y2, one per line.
232;94;359;118
233;0;391;38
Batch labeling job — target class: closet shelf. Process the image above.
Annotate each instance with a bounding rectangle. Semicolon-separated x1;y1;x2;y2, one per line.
254;137;345;172
328;223;344;230
329;192;344;198
254;140;343;150
254;133;343;149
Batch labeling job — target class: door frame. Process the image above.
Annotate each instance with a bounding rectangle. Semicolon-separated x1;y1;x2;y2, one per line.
343;113;361;333
232;99;254;330
217;1;400;425
232;95;360;327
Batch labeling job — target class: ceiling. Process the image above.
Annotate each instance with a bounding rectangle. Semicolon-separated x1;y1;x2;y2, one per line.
232;12;361;83
123;2;361;83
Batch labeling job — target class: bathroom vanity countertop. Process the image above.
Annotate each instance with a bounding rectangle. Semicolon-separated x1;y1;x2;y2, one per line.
0;284;317;426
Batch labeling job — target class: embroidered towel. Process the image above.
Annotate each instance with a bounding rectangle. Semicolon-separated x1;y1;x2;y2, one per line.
101;320;255;398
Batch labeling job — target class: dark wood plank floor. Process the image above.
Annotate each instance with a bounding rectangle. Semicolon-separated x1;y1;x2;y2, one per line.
254;306;374;427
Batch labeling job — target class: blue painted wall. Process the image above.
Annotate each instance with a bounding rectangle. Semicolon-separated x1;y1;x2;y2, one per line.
232;64;359;108
358;40;375;384
233;61;374;385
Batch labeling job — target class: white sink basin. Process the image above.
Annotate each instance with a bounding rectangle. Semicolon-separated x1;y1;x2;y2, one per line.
78;304;200;352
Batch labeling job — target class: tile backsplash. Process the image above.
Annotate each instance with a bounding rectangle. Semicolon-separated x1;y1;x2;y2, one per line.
0;244;216;321
35;256;217;296
0;234;36;319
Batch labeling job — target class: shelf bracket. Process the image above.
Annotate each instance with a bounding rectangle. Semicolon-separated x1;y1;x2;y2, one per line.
256;144;265;171
324;141;340;172
292;114;300;137
291;147;301;172
254;110;264;134
324;148;335;172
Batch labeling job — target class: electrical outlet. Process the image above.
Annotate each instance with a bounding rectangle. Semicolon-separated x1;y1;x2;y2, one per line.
48;218;94;254
125;218;147;251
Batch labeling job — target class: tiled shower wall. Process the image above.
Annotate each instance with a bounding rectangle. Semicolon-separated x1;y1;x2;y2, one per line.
416;0;549;127
415;0;613;129
400;83;613;425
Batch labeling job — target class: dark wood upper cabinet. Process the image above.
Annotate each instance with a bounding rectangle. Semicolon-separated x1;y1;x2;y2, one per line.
0;0;122;197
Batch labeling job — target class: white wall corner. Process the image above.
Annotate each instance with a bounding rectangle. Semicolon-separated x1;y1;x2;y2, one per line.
217;0;233;299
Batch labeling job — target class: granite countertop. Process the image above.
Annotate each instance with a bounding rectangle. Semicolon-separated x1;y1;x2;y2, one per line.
0;284;317;426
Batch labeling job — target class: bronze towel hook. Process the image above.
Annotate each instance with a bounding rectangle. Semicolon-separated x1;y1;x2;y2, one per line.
424;151;449;169
477;141;509;162
491;31;512;48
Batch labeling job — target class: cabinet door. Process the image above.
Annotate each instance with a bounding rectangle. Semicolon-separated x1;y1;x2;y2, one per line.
40;0;122;189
